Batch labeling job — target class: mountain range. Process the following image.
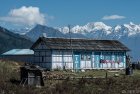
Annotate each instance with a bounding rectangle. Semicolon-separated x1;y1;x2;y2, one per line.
57;22;140;39
0;22;140;61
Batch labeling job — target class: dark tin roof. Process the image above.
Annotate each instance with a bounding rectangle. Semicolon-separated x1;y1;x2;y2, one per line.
31;37;130;51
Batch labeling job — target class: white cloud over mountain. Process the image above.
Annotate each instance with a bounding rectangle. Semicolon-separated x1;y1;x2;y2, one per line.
0;6;46;26
102;15;126;20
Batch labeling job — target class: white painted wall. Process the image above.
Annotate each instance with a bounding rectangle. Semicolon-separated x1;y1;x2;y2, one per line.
52;50;73;69
52;51;93;70
52;51;63;69
46;50;126;70
63;51;73;69
81;61;92;69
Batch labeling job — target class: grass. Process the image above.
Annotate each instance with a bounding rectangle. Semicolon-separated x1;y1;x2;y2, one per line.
43;69;140;94
45;69;125;79
0;59;140;94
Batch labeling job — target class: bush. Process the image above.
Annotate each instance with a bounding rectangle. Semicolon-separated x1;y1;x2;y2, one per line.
0;59;140;94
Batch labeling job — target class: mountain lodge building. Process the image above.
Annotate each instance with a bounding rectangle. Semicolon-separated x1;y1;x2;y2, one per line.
30;37;129;70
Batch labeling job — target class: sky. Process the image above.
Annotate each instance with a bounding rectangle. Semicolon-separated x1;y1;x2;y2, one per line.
0;0;140;29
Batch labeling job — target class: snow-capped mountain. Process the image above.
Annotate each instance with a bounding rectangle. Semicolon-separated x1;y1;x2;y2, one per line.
21;21;140;40
58;22;140;39
25;24;87;41
57;22;112;35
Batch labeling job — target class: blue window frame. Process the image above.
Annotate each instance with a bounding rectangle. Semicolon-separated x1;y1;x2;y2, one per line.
102;52;112;60
114;52;124;63
81;52;91;61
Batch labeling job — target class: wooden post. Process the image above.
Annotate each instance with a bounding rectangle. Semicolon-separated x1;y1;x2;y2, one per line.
105;70;108;82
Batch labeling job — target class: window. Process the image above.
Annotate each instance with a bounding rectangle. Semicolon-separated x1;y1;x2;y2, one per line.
34;51;40;56
94;52;101;55
81;52;91;61
102;52;112;60
35;57;40;62
86;54;91;61
40;51;45;56
40;42;46;49
81;54;85;60
114;52;124;63
42;56;44;62
40;57;42;62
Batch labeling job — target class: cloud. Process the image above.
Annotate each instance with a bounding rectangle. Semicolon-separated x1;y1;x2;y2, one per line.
102;15;126;20
0;6;46;26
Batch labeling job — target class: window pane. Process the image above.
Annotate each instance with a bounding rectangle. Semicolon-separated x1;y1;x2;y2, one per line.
40;51;45;56
35;51;40;56
81;54;84;60
86;54;91;61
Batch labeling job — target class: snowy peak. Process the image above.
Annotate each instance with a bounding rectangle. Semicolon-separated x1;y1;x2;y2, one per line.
121;22;140;36
114;25;121;31
58;22;112;35
23;22;140;41
57;22;140;38
90;22;112;31
130;22;135;26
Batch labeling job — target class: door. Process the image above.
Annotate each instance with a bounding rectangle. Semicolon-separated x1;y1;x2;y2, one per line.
73;52;80;70
94;52;101;69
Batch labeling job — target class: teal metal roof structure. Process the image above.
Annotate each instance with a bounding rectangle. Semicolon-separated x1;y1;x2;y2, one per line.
2;49;34;55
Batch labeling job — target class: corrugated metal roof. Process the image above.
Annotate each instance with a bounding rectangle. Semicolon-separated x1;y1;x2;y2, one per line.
2;49;34;55
31;37;130;51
